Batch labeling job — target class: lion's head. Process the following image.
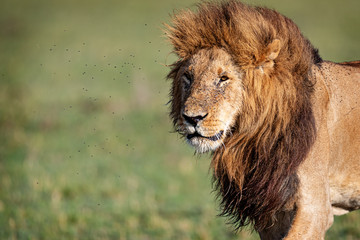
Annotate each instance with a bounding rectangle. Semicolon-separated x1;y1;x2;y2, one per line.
170;47;245;153
166;1;321;230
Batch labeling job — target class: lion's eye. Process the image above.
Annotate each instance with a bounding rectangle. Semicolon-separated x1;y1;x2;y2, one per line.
183;72;192;86
219;75;229;82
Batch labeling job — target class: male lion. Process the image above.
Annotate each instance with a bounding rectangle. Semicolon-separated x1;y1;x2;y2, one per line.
166;1;360;239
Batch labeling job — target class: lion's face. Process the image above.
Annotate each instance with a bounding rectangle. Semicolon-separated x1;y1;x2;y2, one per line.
174;48;244;153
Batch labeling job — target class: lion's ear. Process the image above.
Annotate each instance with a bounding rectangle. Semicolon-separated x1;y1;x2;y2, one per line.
257;39;281;72
266;39;281;60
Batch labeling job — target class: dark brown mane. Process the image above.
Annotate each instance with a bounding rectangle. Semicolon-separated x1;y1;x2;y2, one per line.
166;1;321;231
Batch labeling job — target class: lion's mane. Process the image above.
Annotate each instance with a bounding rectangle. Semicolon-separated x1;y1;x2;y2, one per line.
167;1;322;231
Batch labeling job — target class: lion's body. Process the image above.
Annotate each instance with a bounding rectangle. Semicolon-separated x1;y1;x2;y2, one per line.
264;61;360;239
166;1;360;239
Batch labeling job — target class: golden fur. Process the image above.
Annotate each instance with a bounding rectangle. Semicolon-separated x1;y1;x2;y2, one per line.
166;1;360;239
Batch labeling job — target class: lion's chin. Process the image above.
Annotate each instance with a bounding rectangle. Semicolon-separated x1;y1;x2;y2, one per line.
186;130;224;153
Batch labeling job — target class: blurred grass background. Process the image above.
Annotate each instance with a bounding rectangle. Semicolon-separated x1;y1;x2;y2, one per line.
0;0;359;239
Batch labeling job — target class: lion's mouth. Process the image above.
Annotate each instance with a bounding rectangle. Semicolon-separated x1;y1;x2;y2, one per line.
187;130;224;141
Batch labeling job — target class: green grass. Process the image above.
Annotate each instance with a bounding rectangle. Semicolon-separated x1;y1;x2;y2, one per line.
0;0;359;239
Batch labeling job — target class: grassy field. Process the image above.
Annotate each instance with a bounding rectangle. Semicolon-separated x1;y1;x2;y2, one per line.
0;0;359;239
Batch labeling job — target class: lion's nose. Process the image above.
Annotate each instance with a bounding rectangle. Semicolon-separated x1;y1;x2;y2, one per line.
182;113;208;127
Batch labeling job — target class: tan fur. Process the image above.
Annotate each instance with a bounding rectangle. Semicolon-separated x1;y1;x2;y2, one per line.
166;1;360;239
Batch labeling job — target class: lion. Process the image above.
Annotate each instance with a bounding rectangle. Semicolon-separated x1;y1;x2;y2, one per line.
165;1;360;239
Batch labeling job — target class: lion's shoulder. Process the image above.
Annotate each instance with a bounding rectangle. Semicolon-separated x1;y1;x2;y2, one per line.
319;61;360;96
315;61;360;214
